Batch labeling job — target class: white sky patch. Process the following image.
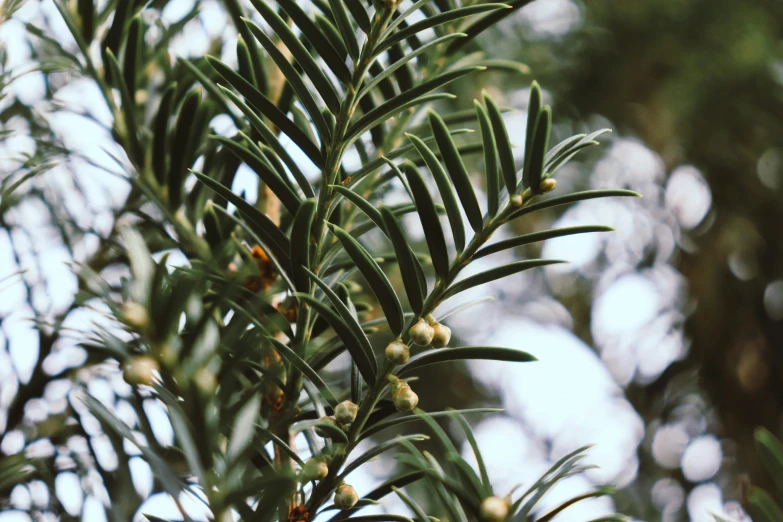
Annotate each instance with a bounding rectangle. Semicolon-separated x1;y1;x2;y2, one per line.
665;165;712;230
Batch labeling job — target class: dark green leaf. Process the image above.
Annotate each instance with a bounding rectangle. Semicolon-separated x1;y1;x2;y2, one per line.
749;487;783;522
346;130;473;186
483;92;516;195
449;412;490;490
508;190;642;222
328;0;359;59
217;86;315;197
474;101;500;217
358;33;467;101
291;199;317;292
380;205;426;314
361;408;502;440
393;487;430;522
82;396;184;499
399;346;536;376
179;58;243;128
756;428;783;499
338;435;429;480
304;269;377;383
257;426;306;467
428;111;483;232
168;88;201;208
123;16;142;108
104;48;142;166
276;0;352;83
326;473;426;522
207;56;324;168
298;294;377;384
236;35;257;86
407;133;466;252
192;171;290;265
152;83;176;185
243;19;332;142
443;259;565;300
329;224;405;336
331;185;385;232
521;81;543;190
445;0;535;55
248;0;340;113
527;106;551;190
348;67;485;142
266;335;339;407
378;4;510;53
475;225;614;259
291;418;349;444
209;205;297;294
403;162;450;280
213;136;301;215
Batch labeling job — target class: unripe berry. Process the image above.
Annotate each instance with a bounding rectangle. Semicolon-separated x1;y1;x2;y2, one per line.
315;416;338;438
430;324;451;348
334;401;358;425
193;367;217;396
301;458;329;482
480;496;509;522
409;320;434;346
334;483;359;510
538;178;557;193
385;340;410;365
122;356;159;386
392;383;419;412
121;301;149;330
510;194;524;207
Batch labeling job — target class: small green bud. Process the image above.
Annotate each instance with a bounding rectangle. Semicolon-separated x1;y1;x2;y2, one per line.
121;301;150;330
510;194;524;207
409;320;434;346
538;178;557;193
122;356;159;386
385;340;410;365
334;483;359;510
301;458;329;482
315;416;338;438
193;367;217;395
334;401;358;425
430;324;451;348
480;496;509;522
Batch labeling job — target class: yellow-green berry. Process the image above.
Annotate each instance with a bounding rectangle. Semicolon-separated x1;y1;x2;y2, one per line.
121;301;149;330
385;340;410;365
480;496;509;522
301;458;329;482
122;356;159;386
334;483;359;510
392;383;419;412
510;194;524;207
334;400;358;425
409;320;434;346
430;324;451;348
538;178;557;193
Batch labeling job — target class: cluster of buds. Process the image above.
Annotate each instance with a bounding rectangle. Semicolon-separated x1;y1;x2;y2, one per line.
300;456;330;483
408;316;451;348
334;482;359;510
388;376;418;412
510;177;557;208
480;496;510;522
385;339;410;365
